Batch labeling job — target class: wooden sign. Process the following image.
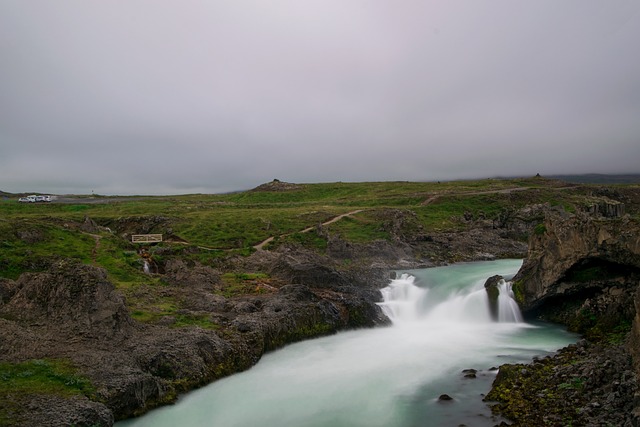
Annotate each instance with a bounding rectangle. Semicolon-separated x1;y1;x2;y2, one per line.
131;234;163;243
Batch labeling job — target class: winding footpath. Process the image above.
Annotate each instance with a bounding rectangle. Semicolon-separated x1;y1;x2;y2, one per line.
253;209;364;251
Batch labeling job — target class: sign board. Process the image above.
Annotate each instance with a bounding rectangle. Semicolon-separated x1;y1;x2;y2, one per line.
132;234;163;243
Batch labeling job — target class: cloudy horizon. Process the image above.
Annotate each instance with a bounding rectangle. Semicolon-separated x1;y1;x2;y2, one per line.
1;1;639;195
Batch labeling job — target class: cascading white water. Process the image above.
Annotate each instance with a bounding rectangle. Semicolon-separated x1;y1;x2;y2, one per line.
378;273;429;322
378;273;523;324
142;260;151;274
117;260;576;427
497;280;523;323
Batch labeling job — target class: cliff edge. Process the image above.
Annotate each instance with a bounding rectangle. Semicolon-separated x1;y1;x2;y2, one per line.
488;202;640;425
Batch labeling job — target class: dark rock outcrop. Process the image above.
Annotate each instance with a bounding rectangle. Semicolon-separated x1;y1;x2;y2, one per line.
485;340;638;426
1;261;133;340
513;208;640;313
484;275;503;321
511;207;640;347
103;215;174;240
20;395;114;427
489;205;640;425
162;258;222;289
267;250;352;288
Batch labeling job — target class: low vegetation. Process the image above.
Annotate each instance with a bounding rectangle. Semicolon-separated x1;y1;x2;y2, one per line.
0;359;94;426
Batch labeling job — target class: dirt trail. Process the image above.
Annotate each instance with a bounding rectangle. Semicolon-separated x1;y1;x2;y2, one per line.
420;195;440;206
253;209;364;251
253;237;275;251
420;187;535;206
84;233;102;264
299;209;364;233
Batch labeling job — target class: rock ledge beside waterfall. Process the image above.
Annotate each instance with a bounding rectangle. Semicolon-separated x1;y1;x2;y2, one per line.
487;206;640;426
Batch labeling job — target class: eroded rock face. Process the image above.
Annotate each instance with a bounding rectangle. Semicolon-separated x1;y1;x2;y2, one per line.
504;207;640;424
0;262;135;425
514;209;640;312
21;395;114;427
512;207;640;348
631;289;640;417
1;261;133;339
162;258;222;289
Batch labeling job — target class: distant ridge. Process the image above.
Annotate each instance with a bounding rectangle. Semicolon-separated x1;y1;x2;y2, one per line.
547;174;640;184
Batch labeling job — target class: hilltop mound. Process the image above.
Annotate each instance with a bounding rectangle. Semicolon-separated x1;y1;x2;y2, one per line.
251;179;303;192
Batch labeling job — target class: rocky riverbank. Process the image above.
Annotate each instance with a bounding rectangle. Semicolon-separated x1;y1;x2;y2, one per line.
485;339;637;426
0;253;390;426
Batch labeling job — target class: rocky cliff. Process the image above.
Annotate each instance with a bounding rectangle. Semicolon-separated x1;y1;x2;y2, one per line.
489;204;640;425
513;205;640;339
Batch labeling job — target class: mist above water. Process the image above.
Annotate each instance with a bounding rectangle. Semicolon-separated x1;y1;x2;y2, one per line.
118;259;577;427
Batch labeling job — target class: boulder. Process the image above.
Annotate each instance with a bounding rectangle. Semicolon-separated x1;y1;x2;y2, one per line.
162;258;221;289
1;261;132;339
484;275;503;321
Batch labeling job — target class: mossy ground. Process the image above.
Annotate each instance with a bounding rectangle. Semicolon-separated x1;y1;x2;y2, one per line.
485;338;636;427
0;359;95;426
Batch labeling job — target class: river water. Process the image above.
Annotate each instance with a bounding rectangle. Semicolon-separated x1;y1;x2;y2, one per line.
118;259;577;427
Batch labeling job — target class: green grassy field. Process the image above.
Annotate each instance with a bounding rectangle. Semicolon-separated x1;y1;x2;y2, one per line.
0;177;620;279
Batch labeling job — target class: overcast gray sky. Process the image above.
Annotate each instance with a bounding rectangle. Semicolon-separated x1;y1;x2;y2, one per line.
1;1;639;195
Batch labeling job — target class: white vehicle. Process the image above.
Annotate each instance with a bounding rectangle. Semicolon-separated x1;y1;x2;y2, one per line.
18;195;52;203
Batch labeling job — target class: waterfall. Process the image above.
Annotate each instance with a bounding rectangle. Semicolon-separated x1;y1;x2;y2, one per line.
497;280;523;322
116;260;580;427
379;273;522;324
378;274;428;322
143;260;151;274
